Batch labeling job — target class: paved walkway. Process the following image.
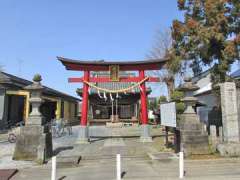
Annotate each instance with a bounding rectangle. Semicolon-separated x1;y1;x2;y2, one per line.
1;126;240;179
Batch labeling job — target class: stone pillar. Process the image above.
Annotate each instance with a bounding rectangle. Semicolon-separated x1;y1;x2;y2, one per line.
217;82;240;156
13;74;52;163
139;70;152;142
209;125;217;152
220;82;240;142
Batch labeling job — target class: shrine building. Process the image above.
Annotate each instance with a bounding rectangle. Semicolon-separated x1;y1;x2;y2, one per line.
77;72;152;125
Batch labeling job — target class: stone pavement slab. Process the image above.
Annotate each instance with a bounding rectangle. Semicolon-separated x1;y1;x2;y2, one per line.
10;157;240;180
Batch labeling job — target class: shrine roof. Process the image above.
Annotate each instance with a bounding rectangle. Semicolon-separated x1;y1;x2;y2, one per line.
57;56;168;71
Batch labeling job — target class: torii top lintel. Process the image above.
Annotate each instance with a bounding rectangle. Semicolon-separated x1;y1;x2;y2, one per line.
57;56;168;71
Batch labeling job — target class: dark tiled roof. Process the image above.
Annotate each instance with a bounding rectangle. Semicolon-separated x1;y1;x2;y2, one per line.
57;56;167;65
57;56;168;71
90;72;150;94
0;71;80;102
92;82;140;93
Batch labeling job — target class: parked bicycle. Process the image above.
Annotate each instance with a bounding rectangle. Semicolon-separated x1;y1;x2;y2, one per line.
2;121;25;143
10;121;25;143
49;119;72;138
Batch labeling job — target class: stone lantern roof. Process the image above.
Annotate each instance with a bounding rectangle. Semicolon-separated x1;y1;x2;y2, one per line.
178;77;199;92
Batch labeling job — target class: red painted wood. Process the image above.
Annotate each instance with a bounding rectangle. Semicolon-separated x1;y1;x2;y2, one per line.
68;77;160;83
66;63;164;71
81;71;89;126
139;70;148;125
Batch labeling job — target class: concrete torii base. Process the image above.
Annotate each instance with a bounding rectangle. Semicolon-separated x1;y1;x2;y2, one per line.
140;124;153;143
75;126;90;144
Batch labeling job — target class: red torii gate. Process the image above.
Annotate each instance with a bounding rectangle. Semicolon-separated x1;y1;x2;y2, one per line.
58;56;167;142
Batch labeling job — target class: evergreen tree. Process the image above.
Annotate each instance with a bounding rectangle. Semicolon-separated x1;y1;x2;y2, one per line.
172;0;240;83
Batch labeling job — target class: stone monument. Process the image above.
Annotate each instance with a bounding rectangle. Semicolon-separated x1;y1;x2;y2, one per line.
217;82;240;156
178;77;209;156
13;74;52;163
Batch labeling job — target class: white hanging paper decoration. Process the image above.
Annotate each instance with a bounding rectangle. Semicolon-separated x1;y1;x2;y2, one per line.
98;90;103;98
104;92;107;101
110;93;114;101
116;92;119;98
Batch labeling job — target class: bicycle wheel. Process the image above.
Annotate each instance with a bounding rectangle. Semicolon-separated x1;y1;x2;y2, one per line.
8;133;17;143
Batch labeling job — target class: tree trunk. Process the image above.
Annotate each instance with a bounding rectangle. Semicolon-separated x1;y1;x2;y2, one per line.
166;78;175;100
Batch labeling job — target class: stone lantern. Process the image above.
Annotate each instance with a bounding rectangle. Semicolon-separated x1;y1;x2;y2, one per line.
13;74;52;164
179;77;199;114
25;74;45;125
178;77;209;156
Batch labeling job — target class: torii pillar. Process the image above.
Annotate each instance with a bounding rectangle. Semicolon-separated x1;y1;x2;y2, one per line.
139;70;152;142
77;71;90;143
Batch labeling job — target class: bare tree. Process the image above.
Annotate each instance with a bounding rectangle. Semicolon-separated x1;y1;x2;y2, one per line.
147;29;181;99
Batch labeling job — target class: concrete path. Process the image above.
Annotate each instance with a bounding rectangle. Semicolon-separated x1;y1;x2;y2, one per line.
1;126;240;179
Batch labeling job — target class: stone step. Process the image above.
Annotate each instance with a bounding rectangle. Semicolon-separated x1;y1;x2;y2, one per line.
181;135;208;143
56;154;150;168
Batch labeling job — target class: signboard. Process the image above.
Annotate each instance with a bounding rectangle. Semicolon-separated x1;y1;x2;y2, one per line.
109;65;119;81
160;102;176;127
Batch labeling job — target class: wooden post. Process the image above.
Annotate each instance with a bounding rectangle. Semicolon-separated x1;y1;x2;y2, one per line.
81;71;89;126
174;128;181;153
139;70;148;125
165;126;169;146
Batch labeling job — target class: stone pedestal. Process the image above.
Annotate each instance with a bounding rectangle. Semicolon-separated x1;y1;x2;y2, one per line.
76;126;89;144
179;114;209;156
13;75;52;163
140;124;152;142
13;125;52;163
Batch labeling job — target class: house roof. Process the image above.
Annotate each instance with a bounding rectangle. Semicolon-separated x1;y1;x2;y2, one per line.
0;71;80;102
194;83;212;96
231;69;240;79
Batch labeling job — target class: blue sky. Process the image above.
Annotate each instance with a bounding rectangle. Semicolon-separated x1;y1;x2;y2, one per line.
0;0;183;97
